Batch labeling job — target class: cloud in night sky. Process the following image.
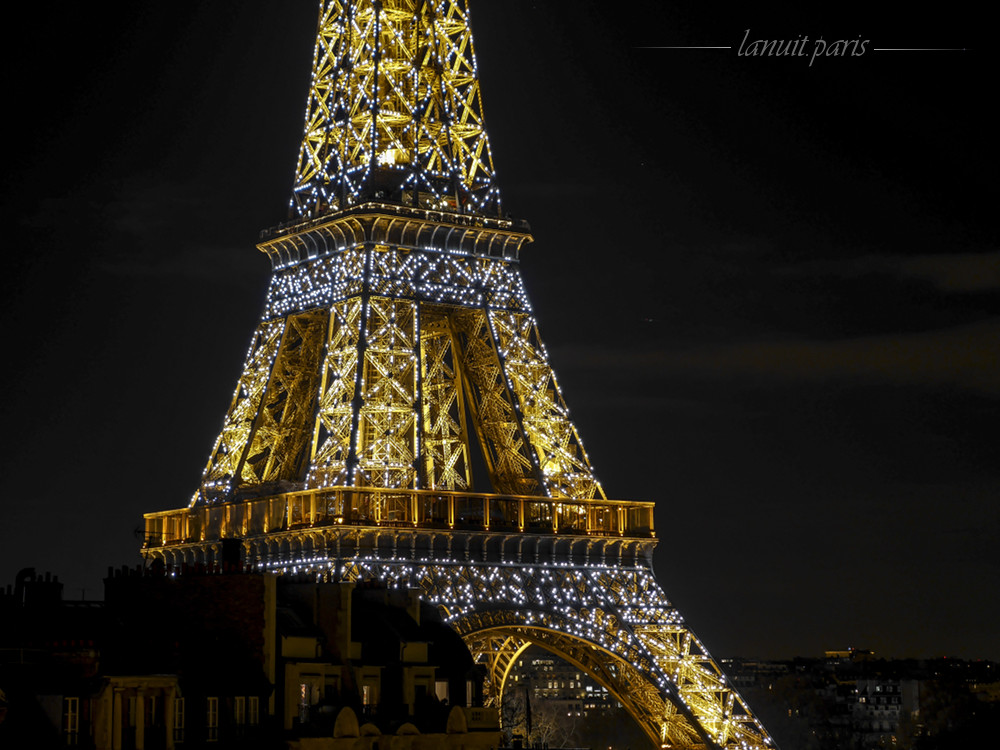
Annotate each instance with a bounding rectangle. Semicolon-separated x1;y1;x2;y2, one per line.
20;180;267;283
896;252;1000;292
782;251;1000;293
557;317;1000;394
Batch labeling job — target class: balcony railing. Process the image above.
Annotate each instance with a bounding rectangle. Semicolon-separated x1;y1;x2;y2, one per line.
142;487;655;549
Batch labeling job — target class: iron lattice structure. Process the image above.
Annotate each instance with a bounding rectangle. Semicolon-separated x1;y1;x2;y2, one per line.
291;0;500;218
142;2;778;748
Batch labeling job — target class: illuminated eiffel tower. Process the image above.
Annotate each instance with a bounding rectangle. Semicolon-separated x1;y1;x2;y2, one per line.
141;2;777;748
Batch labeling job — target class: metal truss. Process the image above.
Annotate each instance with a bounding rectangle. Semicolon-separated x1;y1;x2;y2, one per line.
351;557;772;750
484;310;603;500
244;311;329;486
308;298;365;487
451;308;539;496
196;211;604;502
199;319;286;502
150;3;780;747
261;225;531;321
198;312;328;503
145;492;772;748
291;0;500;218
420;312;472;491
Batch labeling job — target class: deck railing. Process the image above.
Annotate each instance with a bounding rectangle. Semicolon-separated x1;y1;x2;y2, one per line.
142;487;655;548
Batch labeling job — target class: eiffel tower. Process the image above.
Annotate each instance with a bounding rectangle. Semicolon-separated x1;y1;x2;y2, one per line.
141;3;777;748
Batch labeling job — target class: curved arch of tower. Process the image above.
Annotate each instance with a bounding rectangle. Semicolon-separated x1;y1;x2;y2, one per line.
141;2;777;748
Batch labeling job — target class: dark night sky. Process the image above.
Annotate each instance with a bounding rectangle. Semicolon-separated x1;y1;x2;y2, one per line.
2;2;997;661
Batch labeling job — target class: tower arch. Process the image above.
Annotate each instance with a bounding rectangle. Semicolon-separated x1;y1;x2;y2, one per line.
420;562;771;750
463;626;710;749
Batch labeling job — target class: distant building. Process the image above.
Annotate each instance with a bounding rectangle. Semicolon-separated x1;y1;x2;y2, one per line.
719;650;999;749
500;645;653;750
720;658;790;690
852;678;919;746
506;645;617;719
0;567;499;749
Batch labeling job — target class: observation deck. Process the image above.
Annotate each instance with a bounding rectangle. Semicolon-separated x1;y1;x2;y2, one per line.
142;488;656;570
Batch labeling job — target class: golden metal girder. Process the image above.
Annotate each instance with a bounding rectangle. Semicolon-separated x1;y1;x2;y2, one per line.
309;298;364;487
487;311;605;500
143;502;770;747
463;633;526;709
634;625;769;749
199;318;288;502
449;307;607;500
243;310;328;486
352;296;421;488
196;212;604;502
292;0;500;218
451;308;539;496
432;565;775;750
420;313;472;491
462;624;711;750
150;487;654;544
160;1;780;745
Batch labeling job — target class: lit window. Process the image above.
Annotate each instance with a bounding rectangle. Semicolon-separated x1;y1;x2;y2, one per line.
206;697;219;742
435;681;449;702
174;697;186;744
63;697;80;743
234;696;246;725
248;697;259;726
146;696;157;728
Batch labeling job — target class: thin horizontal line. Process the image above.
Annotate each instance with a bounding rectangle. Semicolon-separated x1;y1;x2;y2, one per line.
636;46;968;52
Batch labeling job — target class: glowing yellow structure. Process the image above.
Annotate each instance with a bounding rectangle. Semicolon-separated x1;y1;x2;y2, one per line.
291;0;500;218
142;2;778;748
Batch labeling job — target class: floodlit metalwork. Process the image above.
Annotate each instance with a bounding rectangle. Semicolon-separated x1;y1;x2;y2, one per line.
142;2;779;748
291;0;501;218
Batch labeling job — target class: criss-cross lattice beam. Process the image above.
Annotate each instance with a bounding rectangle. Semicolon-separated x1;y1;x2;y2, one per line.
356;296;421;487
144;507;774;748
308;298;365;488
151;1;780;747
196;219;603;503
488;311;606;500
428;564;773;749
421;313;472;491
243;311;328;486
199;319;287;503
185;548;774;750
291;0;501;218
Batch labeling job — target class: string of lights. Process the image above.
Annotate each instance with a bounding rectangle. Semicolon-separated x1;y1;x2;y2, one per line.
141;2;779;747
